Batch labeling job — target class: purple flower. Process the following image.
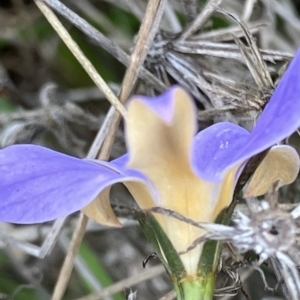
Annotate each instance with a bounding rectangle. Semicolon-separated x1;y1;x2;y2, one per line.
1;49;300;275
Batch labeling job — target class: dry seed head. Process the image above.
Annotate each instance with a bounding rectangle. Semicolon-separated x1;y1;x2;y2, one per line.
233;202;297;259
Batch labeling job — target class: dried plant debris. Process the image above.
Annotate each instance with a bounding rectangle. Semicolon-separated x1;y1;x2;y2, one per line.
0;83;100;156
142;11;292;125
39;0;295;116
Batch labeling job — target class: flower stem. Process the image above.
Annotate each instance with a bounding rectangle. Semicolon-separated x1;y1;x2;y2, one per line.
173;273;215;300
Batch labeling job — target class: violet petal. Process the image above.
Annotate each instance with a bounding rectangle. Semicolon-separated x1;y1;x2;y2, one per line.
192;122;250;181
243;48;300;158
192;49;300;181
0;145;149;223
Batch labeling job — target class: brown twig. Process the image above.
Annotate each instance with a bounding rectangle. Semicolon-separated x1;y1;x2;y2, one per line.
49;0;167;298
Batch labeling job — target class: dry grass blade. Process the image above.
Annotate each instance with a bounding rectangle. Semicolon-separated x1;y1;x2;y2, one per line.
74;265;165;300
86;106;117;160
173;40;291;62
198;107;248;120
40;0;166;92
194;21;267;42
218;8;273;89
119;0;168;102
179;0;224;40
35;0;127;117
173;40;238;52
52;213;88;300
38;218;67;258
235;38;267;90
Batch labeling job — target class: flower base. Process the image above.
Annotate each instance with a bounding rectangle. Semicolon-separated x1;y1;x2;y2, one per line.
173;274;215;300
136;211;217;300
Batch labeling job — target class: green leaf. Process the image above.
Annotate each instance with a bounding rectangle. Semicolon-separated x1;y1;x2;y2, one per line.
0;251;40;300
0;96;17;113
78;240;124;300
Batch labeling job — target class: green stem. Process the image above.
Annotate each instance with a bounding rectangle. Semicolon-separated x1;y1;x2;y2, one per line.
173;273;216;300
